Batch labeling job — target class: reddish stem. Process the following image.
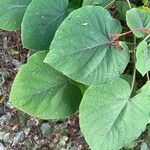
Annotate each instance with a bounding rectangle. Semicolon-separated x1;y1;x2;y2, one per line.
112;27;150;43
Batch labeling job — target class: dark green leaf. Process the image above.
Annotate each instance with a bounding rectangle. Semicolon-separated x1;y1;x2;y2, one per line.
22;0;69;51
10;51;82;119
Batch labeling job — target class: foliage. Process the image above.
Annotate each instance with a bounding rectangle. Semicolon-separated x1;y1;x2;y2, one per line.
0;0;150;149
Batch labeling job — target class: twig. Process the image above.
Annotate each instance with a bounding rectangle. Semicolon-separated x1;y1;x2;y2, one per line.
147;73;150;81
130;37;136;97
126;0;132;9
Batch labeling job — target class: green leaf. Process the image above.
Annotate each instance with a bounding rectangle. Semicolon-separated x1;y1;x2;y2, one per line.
10;51;82;119
22;0;69;51
0;0;32;31
126;8;150;38
44;6;130;85
136;40;150;76
121;74;137;96
79;78;150;150
137;81;150;95
116;1;130;20
143;0;148;5
121;74;134;87
82;0;114;7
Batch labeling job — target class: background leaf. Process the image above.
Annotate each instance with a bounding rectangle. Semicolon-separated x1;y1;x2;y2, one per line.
0;0;32;31
136;40;150;76
44;6;130;85
10;51;82;119
80;78;150;150
22;0;70;51
116;1;130;21
82;0;114;7
126;8;150;37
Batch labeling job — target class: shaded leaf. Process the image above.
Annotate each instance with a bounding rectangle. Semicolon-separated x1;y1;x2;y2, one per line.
22;0;70;51
10;51;82;119
0;0;32;31
116;1;130;20
69;0;82;9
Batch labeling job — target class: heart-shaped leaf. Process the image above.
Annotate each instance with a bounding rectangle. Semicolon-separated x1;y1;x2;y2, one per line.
0;0;32;31
126;8;150;38
22;0;69;51
10;51;82;119
80;78;150;150
136;40;150;76
44;6;130;85
82;0;114;7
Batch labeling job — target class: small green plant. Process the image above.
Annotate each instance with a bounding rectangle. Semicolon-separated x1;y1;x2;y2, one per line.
0;0;150;149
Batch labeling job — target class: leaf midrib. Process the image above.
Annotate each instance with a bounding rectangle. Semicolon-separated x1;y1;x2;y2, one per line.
12;80;68;102
100;98;129;149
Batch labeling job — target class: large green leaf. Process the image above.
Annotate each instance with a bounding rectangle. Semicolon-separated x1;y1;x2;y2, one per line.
0;0;32;31
22;0;69;51
126;8;150;38
10;51;82;119
136;40;150;76
82;0;114;7
44;6;130;85
80;78;150;150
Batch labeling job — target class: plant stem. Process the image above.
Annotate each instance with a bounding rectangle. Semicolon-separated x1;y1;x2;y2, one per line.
130;37;136;96
147;73;150;81
112;27;150;42
125;42;136;46
126;0;136;97
144;33;150;41
126;0;132;9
